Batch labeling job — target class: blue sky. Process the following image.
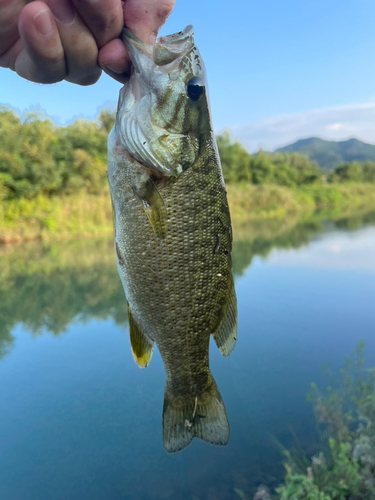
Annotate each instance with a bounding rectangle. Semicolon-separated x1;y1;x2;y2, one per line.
1;0;374;149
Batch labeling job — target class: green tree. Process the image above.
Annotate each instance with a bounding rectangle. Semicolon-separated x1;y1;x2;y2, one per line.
0;107;61;198
328;162;364;183
98;108;116;134
0;107;111;199
216;132;322;187
216;132;252;183
362;161;375;183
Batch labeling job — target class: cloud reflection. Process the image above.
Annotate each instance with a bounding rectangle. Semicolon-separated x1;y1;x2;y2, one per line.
267;227;375;270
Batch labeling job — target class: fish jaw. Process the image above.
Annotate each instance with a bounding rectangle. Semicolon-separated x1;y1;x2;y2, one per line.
121;25;195;79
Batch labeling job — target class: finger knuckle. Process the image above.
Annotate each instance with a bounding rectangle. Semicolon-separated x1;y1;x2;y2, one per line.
68;68;101;86
156;0;175;21
32;48;66;82
33;69;65;84
91;10;120;41
37;64;65;83
106;10;122;33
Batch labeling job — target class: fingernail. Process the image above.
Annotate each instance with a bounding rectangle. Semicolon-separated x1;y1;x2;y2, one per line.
33;9;53;37
106;62;126;74
49;0;75;25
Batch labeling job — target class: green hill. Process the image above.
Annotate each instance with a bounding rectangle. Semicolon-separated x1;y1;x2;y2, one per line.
276;137;375;172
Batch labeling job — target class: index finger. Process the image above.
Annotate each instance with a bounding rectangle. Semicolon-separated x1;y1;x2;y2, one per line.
0;0;24;57
71;0;123;48
122;0;175;45
98;0;175;82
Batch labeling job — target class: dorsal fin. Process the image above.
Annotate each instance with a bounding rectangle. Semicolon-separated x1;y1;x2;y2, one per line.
128;305;154;368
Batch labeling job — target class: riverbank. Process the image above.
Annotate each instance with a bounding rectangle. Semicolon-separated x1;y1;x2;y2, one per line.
1;183;375;244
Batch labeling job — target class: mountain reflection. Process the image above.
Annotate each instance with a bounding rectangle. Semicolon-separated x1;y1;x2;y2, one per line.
1;209;375;359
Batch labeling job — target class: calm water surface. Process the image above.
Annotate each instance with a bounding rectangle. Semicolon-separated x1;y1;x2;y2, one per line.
1;213;375;499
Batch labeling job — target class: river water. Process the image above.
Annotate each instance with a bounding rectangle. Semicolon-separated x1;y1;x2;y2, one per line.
1;212;375;499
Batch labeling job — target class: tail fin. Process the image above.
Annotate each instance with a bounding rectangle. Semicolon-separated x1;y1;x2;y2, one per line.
162;374;229;453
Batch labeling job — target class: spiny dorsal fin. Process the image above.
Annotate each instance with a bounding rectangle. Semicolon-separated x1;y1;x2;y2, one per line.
128;305;154;368
212;277;237;357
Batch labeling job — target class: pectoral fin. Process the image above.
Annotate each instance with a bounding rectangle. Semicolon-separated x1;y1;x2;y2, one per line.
212;278;237;357
128;305;154;368
133;179;167;238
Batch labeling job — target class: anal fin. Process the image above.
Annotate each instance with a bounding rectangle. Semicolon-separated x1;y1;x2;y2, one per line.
128;305;154;368
212;278;237;357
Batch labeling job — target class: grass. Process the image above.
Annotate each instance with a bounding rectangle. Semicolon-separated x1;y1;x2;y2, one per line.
227;183;375;221
2;183;375;244
0;189;113;243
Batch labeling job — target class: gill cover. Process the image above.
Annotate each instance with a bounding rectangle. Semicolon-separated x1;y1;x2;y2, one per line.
116;25;206;178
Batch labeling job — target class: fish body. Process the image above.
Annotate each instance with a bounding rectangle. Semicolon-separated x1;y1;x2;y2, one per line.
108;25;237;453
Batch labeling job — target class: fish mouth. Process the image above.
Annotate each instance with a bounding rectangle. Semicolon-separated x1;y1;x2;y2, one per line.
121;25;195;69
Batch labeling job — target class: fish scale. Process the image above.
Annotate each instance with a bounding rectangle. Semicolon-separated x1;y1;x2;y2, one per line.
108;25;237;452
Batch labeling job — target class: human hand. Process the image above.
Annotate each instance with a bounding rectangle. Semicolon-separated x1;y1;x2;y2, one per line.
0;0;175;85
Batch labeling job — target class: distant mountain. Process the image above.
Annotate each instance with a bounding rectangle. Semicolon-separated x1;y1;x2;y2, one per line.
275;137;375;172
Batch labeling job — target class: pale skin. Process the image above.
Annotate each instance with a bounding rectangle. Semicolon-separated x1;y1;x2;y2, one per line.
0;0;175;85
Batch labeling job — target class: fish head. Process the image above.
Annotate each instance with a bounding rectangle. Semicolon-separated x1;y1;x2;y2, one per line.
116;25;211;177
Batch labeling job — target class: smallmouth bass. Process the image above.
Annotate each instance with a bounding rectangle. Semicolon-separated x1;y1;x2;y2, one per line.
107;25;237;453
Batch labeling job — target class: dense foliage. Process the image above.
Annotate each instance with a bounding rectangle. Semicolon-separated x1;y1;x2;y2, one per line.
328;161;375;184
1;107;375;204
0;106;115;200
217;132;322;186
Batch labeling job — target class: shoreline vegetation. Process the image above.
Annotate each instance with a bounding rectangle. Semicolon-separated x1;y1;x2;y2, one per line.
236;342;375;500
2;106;375;244
2;183;375;244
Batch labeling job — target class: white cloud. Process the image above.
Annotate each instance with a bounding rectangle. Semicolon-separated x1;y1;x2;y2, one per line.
326;122;345;131
224;102;375;152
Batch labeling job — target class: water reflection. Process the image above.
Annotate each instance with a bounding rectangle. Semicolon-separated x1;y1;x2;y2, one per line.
1;209;375;499
1;209;375;360
0;239;126;359
232;209;375;276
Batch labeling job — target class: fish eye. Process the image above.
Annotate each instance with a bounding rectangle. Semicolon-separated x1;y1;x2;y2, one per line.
186;76;204;101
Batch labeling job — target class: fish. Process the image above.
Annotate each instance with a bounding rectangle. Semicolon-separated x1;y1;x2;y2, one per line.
107;25;237;453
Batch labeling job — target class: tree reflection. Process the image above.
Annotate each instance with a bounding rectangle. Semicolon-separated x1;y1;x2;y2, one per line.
1;209;375;359
0;239;127;358
232;209;375;277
